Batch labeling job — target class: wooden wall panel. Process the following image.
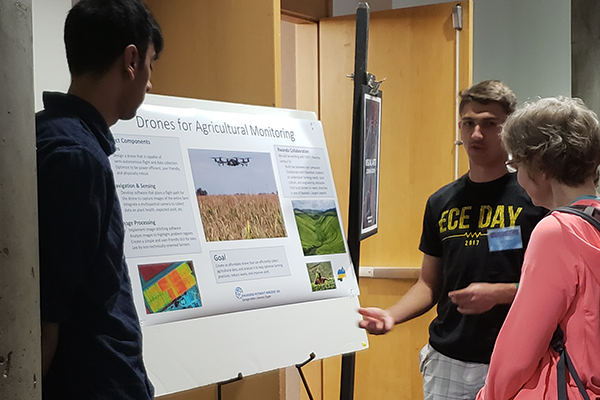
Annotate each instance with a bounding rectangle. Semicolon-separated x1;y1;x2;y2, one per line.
158;370;282;400
355;279;437;399
281;20;298;110
140;1;472;398
320;2;472;268
281;18;319;115
144;1;284;398
281;0;331;21
145;0;281;107
295;23;319;114
319;2;472;399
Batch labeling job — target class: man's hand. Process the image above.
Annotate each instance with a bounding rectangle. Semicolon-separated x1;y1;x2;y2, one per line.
448;282;502;314
358;307;395;335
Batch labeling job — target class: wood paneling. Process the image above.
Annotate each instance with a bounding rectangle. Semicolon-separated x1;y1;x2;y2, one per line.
145;1;284;398
158;370;282;400
145;0;281;107
281;19;319;114
320;2;472;267
319;2;472;399
281;0;331;21
143;1;472;398
295;23;319;114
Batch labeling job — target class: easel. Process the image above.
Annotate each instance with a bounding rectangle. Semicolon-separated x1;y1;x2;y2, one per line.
296;353;317;400
215;353;317;400
217;373;243;400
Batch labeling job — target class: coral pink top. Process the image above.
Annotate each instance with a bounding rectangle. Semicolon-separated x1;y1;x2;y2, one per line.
477;199;600;400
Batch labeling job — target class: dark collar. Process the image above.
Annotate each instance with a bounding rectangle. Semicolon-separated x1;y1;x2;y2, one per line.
41;91;116;156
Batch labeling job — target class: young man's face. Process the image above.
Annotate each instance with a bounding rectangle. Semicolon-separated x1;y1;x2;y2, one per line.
459;101;508;169
119;44;156;120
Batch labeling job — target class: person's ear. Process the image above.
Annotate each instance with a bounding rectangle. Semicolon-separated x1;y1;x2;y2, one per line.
123;44;139;80
540;171;551;183
528;168;548;184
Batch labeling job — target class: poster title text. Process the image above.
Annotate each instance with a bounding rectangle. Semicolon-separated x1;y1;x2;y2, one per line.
135;115;296;142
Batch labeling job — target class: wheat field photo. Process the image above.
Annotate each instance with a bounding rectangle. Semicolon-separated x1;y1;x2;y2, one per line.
188;148;287;241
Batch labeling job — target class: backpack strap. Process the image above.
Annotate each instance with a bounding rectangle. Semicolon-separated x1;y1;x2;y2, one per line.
551;326;590;400
550;204;598;400
554;205;600;232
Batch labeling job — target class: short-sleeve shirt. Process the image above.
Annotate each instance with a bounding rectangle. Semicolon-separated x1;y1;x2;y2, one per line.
37;92;153;399
419;173;546;363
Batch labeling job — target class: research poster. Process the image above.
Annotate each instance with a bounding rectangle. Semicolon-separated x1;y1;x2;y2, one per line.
111;99;359;327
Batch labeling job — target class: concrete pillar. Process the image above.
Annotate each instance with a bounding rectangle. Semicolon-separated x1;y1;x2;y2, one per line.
0;0;41;399
572;0;600;113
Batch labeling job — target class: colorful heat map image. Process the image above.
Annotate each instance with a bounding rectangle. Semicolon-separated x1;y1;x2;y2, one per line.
138;261;202;314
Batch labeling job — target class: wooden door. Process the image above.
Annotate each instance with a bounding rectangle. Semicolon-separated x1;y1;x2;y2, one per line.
145;0;282;107
142;1;472;399
144;2;285;399
319;3;472;399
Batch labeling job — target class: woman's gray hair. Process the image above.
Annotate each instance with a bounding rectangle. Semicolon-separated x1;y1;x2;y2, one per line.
501;96;600;186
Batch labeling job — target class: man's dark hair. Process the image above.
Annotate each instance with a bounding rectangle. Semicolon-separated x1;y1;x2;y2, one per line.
65;0;164;77
459;80;517;116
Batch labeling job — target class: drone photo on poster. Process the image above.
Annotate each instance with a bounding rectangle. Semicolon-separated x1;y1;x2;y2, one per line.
188;149;287;241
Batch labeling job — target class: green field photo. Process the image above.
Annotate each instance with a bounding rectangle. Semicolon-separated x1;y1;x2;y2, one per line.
292;200;346;256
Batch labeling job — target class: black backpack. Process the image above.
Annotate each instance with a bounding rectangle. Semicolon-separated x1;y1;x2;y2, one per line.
549;204;600;400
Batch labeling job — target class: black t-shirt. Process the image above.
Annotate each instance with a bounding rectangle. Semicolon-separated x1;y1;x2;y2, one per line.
419;173;546;363
37;92;154;399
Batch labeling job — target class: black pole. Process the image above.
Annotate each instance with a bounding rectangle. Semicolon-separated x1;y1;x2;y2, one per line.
340;3;370;400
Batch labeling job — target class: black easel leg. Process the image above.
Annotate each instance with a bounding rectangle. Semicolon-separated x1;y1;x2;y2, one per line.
216;372;243;400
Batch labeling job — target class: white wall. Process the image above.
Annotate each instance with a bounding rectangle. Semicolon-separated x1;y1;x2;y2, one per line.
472;0;571;102
32;0;72;111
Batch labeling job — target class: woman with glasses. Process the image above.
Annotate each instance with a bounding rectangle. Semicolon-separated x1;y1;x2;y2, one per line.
476;97;600;400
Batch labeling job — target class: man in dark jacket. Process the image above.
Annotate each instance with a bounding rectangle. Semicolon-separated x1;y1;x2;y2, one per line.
37;1;163;398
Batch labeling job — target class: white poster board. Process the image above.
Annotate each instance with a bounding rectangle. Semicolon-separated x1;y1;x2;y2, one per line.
111;94;368;396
